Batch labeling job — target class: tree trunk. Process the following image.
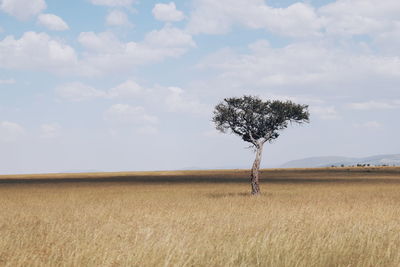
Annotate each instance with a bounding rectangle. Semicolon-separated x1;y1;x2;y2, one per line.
250;143;264;195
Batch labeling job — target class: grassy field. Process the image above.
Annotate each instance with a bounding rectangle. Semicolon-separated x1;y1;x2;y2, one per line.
1;167;400;266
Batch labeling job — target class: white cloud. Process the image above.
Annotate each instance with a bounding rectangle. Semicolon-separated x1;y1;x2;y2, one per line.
319;0;400;36
197;40;400;97
0;78;15;84
0;32;78;74
56;81;209;118
348;101;400;110
0;121;25;142
56;82;106;101
354;121;382;129
152;2;184;22
37;13;69;31
0;28;195;76
78;31;123;53
106;10;132;27
373;24;400;55
104;104;158;124
57;80;144;101
320;0;400;19
316;0;400;53
185;0;400;46
79;29;195;74
165;86;208;114
144;25;195;48
0;0;46;20
89;0;135;7
187;0;321;37
107;80;143;98
310;106;339;120
40;123;60;139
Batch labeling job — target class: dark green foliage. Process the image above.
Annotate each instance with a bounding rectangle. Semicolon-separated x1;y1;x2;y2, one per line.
212;95;309;147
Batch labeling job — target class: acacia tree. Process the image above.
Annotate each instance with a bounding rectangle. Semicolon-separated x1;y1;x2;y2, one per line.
212;95;309;195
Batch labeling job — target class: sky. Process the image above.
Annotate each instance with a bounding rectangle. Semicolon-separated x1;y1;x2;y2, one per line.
0;0;400;174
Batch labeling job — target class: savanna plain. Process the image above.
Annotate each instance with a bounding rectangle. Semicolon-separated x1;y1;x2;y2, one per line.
1;167;400;267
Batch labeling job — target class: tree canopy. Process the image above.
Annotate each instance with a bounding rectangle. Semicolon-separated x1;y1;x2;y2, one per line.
212;95;310;147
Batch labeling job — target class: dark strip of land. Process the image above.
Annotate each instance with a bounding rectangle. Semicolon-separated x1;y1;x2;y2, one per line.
0;167;399;184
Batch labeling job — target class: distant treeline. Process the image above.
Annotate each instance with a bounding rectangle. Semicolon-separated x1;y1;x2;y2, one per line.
331;164;396;168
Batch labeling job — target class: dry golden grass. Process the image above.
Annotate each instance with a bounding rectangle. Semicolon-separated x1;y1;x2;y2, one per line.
1;168;400;266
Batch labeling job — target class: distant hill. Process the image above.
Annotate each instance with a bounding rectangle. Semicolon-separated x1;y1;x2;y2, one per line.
281;154;400;168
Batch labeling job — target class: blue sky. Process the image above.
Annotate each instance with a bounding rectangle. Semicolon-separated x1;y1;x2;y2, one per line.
1;0;400;174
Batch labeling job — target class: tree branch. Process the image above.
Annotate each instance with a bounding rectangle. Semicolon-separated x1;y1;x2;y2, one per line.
248;131;257;146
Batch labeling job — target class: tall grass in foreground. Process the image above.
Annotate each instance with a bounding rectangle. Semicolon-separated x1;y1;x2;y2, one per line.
1;181;400;266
